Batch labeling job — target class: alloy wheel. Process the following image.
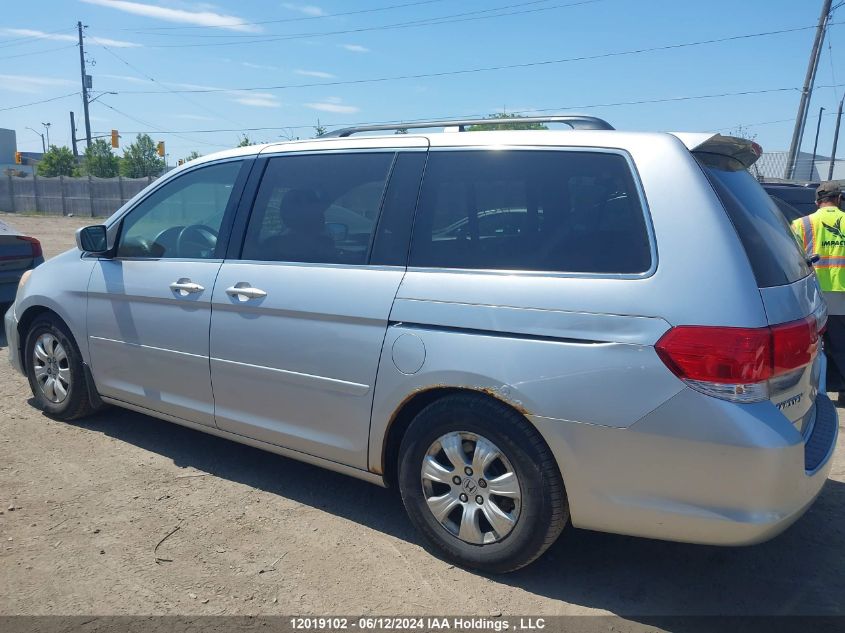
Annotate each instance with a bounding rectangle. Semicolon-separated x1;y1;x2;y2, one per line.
421;431;521;545
32;333;70;404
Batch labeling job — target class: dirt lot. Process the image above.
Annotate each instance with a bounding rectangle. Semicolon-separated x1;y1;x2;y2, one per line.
1;213;845;620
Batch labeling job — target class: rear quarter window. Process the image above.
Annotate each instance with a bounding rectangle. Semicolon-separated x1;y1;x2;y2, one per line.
409;150;653;274
697;153;811;288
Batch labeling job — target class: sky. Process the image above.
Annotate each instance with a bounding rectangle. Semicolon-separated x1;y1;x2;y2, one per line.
1;0;843;164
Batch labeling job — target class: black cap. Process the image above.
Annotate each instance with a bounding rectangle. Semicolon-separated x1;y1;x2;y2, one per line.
816;181;842;202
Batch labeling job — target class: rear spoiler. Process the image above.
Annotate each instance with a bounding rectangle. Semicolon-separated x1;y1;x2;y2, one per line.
671;133;763;169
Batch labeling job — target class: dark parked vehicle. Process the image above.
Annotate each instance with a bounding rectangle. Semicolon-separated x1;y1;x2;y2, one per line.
0;219;43;306
769;196;804;223
762;183;818;220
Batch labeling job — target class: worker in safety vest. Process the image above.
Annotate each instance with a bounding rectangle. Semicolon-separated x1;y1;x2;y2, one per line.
792;181;845;403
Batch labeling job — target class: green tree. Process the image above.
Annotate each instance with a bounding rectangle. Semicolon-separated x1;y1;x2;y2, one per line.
467;112;548;132
237;134;254;147
37;145;77;177
183;150;202;163
314;119;327;137
82;139;120;177
120;134;165;178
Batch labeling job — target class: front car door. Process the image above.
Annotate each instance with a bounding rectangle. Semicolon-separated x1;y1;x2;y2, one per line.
210;143;427;468
87;159;249;426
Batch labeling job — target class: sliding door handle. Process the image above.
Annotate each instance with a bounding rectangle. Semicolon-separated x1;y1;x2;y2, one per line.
226;283;267;301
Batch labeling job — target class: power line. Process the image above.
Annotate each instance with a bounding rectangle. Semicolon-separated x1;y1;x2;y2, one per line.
0;26;75;49
0;92;79;113
139;0;602;46
0;43;76;61
719;109;840;132
88;84;845;138
129;0;454;31
136;0;563;38
829;4;841;102
107;21;845;96
93;100;231;148
96;43;245;128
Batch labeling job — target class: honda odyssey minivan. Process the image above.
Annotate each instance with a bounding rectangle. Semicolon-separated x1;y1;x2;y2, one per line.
5;116;838;573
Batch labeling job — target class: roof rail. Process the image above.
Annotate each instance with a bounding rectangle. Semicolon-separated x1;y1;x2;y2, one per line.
321;115;614;138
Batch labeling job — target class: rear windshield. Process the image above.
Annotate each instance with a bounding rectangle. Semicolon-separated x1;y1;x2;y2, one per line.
697;153;811;288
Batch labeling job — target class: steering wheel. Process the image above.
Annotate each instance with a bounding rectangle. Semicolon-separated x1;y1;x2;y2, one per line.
176;224;219;258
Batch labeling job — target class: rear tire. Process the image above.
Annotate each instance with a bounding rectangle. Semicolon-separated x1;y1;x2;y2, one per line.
25;314;95;421
398;393;568;573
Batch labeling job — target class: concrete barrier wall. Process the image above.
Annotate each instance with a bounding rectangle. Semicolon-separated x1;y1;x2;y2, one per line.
0;175;157;217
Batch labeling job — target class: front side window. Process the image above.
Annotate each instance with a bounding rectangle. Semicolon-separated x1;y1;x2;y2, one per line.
409;150;652;274
241;152;395;265
117;161;243;259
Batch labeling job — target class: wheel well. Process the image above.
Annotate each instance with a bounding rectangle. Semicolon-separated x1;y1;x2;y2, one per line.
380;387;537;488
16;306;60;371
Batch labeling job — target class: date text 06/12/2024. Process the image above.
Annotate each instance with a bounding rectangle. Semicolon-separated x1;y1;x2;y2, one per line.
289;617;547;631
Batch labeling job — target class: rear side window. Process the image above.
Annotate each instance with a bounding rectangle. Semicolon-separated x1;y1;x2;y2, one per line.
241;152;394;265
697;153;811;288
409;150;652;274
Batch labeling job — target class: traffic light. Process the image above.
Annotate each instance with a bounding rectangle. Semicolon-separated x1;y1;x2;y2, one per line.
157;141;165;157
15;152;22;165
110;129;119;149
177;159;184;166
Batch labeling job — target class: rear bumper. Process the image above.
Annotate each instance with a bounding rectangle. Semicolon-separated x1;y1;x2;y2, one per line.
532;389;838;546
4;305;22;375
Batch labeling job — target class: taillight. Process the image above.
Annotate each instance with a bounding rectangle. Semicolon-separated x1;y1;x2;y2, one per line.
655;316;820;403
772;318;819;375
16;236;42;259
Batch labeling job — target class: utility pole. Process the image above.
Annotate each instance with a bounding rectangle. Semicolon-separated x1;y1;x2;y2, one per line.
810;106;825;180
77;21;92;149
829;96;844;181
70;111;79;159
42;122;51;150
784;0;832;180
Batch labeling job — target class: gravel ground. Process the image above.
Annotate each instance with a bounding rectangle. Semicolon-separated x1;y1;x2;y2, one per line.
1;213;844;620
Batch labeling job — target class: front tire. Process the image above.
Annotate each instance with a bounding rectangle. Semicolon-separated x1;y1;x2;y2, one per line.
25;314;95;421
398;393;568;573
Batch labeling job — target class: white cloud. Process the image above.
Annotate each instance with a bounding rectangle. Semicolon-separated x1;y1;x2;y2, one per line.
80;0;261;33
242;61;279;71
281;3;325;17
235;93;281;108
173;113;216;121
95;74;281;108
295;69;335;79
305;101;359;114
340;44;369;53
1;27;140;48
100;73;148;84
0;73;76;94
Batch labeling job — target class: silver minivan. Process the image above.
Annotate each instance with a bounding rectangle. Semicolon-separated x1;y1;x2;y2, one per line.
5;116;838;573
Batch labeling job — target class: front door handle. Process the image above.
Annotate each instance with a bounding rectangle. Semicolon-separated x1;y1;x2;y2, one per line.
170;278;205;296
226;282;268;301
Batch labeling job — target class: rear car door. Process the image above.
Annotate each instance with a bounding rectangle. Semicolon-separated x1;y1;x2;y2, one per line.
209;147;426;468
87;159;249;427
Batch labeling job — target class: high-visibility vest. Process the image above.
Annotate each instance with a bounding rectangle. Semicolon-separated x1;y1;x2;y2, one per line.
792;206;845;292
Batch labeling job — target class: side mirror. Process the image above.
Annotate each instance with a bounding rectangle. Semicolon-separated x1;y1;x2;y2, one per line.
76;225;110;255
